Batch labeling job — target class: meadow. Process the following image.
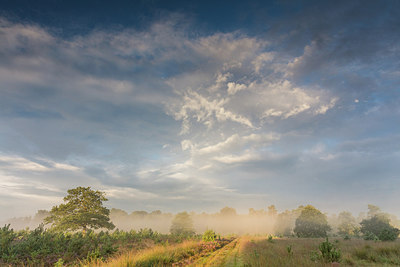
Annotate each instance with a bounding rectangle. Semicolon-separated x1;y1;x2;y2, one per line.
2;191;399;266
1;224;400;266
101;236;400;267
0;225;196;266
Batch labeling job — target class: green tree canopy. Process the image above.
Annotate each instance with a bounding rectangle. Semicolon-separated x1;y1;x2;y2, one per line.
219;206;237;216
367;204;382;218
294;205;331;238
44;187;115;232
360;215;399;241
337;211;359;237
170;212;195;236
267;205;278;217
274;206;304;236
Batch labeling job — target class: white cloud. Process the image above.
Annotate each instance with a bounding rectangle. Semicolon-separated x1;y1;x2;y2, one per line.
0;17;350;218
171;90;254;134
213;151;261;164
255;80;336;120
315;97;338;115
252;52;275;73
0;155;49;172
192;133;279;156
0;154;82;172
227;82;247;95
103;187;157;200
181;140;193;151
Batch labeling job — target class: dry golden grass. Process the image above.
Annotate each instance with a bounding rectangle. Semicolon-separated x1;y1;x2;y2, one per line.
85;236;400;267
239;236;400;267
85;241;199;267
190;238;243;266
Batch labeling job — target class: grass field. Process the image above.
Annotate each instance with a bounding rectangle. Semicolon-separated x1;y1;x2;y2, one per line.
100;236;400;267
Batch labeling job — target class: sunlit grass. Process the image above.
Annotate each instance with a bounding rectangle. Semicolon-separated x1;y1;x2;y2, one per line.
88;241;199;266
239;236;400;267
83;235;400;267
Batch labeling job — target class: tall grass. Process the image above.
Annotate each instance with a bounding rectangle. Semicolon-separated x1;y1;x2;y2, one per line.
239;236;400;267
97;241;200;266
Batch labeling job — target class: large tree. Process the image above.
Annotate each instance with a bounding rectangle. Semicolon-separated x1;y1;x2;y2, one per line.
294;205;331;238
337;211;359;237
170;212;195;236
219;206;237;216
45;187;115;232
360;215;399;241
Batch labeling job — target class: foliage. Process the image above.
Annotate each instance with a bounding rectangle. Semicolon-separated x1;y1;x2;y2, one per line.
337;211;359;237
318;238;341;263
294;205;331;238
170;212;195;236
267;205;278;217
286;244;293;255
202;229;217;242
274;207;303;236
219;206;237;216
363;231;379;241
360;215;399;241
0;224;15;257
0;224;191;266
367;204;382;218
343;234;351;240
0;224;118;266
44;187;115;232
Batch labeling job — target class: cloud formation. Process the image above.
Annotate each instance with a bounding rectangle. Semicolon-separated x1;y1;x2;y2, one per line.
0;0;400;220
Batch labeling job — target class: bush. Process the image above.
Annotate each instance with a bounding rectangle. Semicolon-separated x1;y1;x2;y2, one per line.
202;230;217;242
319;238;341;263
286;244;293;256
0;225;171;266
360;215;399;241
378;227;399;241
294;205;331;238
170;212;195;236
0;224;15;257
363;231;379;241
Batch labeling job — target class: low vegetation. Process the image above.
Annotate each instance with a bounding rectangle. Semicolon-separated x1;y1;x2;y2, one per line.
0;225;192;266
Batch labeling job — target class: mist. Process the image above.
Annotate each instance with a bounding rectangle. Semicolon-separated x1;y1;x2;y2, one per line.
3;205;399;236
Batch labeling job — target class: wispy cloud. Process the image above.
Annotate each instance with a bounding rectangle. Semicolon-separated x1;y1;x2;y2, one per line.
0;2;399;220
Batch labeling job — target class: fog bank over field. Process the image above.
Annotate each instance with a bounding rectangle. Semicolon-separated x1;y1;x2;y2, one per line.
3;205;400;236
109;210;277;235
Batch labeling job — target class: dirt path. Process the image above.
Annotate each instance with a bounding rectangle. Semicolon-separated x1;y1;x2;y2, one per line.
190;238;244;267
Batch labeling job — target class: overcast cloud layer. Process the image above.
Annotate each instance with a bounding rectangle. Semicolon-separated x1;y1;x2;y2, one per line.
0;0;399;220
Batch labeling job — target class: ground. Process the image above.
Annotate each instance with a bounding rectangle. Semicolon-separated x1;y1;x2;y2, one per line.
100;236;400;266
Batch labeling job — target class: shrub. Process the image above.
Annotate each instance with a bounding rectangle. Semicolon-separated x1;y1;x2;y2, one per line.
0;224;15;257
378;228;399;241
360;215;399;241
286;244;293;256
202;230;217;242
319;238;341;263
294;205;331;238
170;212;195;236
363;231;379;241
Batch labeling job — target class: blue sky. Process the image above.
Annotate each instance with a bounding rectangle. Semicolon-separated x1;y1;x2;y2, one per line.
0;0;399;220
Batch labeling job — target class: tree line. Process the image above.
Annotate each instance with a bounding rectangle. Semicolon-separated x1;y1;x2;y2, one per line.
3;187;400;241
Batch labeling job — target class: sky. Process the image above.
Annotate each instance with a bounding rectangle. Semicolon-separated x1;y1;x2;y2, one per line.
0;0;399;221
